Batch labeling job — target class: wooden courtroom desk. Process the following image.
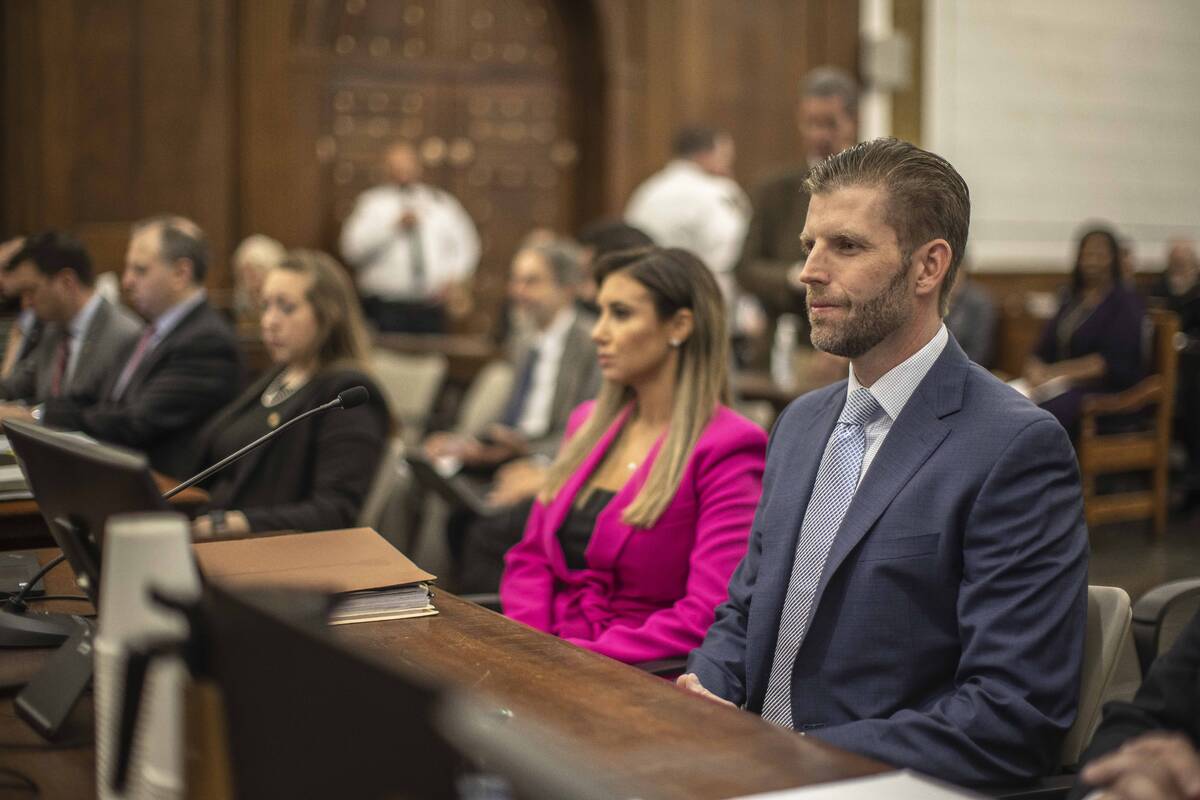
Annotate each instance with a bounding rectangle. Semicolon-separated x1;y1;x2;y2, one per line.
0;550;887;799
0;474;208;552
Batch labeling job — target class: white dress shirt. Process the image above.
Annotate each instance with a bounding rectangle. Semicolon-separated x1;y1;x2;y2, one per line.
516;308;577;439
340;182;480;301
847;324;949;483
624;159;750;303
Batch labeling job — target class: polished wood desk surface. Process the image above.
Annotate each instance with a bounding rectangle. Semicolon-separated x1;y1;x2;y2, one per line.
0;550;887;799
0;473;208;552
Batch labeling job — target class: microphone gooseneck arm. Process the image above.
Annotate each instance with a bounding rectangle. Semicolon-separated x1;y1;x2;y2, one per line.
162;393;351;501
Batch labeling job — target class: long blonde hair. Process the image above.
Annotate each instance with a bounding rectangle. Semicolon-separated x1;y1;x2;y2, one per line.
540;247;731;527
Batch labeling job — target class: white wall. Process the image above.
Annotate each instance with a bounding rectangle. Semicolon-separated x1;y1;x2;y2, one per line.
924;0;1200;272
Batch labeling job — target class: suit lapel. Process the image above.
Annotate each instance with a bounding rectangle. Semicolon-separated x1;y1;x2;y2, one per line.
538;403;632;573
126;302;205;396
803;341;968;637
217;372;314;503
745;386;843;693
67;300;108;393
547;320;588;432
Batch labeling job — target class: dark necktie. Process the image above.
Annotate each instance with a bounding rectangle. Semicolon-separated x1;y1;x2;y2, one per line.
50;330;73;398
500;347;541;429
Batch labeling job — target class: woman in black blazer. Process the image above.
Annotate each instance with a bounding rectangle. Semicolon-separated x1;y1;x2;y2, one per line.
191;249;391;536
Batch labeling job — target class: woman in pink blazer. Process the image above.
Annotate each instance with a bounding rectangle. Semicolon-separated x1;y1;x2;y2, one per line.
500;247;767;664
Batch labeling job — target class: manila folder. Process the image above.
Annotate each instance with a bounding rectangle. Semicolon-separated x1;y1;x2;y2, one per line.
193;527;435;594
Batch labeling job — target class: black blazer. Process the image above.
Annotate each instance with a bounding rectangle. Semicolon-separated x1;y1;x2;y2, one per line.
194;365;390;533
43;299;242;479
1071;608;1200;798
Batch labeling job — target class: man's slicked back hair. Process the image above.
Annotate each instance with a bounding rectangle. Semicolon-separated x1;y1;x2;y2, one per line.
804;137;970;315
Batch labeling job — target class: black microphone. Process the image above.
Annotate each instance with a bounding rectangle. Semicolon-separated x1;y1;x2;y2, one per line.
162;385;370;500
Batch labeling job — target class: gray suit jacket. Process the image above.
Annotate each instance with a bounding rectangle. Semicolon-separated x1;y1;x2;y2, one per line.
0;297;143;404
509;312;602;458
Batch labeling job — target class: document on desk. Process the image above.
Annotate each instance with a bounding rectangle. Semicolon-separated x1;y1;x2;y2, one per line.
728;770;984;799
194;527;438;624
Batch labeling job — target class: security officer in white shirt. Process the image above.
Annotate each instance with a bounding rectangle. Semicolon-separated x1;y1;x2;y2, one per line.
624;127;750;306
340;140;481;333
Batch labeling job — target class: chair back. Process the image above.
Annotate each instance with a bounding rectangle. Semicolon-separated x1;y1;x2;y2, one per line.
1077;309;1180;537
370;349;448;446
454;359;515;437
1061;585;1133;766
358;435;414;552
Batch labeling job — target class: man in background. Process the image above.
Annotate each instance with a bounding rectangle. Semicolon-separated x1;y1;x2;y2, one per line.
0;231;142;413
0;236;40;380
737;66;859;352
340;140;480;334
625;126;749;306
435;240;602;592
43;215;241;479
424;240;600;473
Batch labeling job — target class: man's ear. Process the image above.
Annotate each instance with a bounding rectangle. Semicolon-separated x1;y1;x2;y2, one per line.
911;238;952;302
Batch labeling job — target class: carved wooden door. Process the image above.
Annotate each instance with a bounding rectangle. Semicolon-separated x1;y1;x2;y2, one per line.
285;0;579;332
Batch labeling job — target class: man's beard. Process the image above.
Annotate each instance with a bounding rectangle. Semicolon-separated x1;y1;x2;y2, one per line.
807;261;912;358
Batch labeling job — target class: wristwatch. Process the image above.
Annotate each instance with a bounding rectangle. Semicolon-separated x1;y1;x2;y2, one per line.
208;509;228;536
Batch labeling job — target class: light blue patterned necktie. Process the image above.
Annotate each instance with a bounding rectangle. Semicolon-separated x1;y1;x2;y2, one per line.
760;387;881;727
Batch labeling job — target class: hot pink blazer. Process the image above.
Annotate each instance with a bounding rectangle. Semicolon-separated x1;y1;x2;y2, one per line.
500;400;767;664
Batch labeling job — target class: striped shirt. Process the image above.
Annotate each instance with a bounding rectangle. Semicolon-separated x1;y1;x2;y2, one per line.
846;324;949;483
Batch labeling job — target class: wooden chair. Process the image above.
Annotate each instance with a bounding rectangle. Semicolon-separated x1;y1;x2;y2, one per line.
1076;309;1180;538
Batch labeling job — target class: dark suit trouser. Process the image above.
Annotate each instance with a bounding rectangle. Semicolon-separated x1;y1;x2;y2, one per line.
456;498;535;594
361;297;446;334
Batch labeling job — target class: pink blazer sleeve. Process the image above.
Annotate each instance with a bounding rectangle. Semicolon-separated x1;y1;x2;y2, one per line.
563;415;767;663
500;401;596;630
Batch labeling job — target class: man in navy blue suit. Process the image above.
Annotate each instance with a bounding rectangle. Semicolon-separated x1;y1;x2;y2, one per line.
679;138;1089;787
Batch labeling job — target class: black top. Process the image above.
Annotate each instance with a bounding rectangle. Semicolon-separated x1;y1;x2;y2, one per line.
208;388;309;477
556;489;615;571
195;365;390;533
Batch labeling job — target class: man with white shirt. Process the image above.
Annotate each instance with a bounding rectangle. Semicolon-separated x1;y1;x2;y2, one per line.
0;231;142;414
43;216;240;478
424;240;600;472
680;139;1089;789
625;127;749;305
340;140;480;334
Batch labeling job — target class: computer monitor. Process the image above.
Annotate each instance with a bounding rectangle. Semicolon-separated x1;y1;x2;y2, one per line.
4;420;167;604
0;421;167;652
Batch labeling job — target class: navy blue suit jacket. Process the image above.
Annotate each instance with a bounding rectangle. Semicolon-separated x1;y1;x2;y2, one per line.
688;336;1089;787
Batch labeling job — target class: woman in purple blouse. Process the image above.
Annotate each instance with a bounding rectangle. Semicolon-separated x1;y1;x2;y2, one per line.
1024;225;1146;434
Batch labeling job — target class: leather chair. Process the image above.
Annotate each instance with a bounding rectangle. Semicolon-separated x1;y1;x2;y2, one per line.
1076;309;1180;538
369;349;448;448
1131;576;1200;676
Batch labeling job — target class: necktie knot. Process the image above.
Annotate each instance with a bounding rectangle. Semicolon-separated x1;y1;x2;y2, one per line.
838;388;881;427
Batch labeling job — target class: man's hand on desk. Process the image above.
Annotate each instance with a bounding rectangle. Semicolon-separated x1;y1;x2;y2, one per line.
676;673;737;709
1081;733;1200;800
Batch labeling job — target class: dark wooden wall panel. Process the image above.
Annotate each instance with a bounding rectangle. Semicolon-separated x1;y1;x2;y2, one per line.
2;0;857;314
1;0;236;282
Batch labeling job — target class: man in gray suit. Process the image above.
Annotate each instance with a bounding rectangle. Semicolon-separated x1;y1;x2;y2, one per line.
424;239;601;474
0;231;142;418
425;240;603;591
